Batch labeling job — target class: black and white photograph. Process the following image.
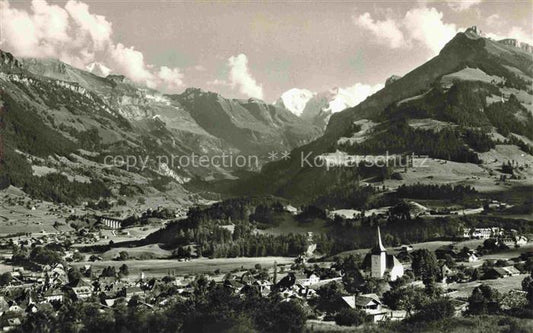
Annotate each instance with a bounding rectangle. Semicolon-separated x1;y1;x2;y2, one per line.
0;0;532;332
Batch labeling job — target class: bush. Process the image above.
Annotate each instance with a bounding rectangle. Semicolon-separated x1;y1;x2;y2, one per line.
334;308;366;326
410;299;455;322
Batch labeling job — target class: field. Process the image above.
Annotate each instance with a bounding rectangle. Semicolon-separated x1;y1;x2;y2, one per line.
72;256;295;279
306;316;533;333
100;243;172;260
382;145;533;193
332;241;455;259
447;274;528;299
0;186;74;235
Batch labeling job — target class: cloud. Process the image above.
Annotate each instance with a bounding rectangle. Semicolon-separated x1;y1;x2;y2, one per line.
403;7;458;54
109;43;153;84
446;0;482;12
487;26;533;46
353;6;458;55
206;79;228;86
157;66;184;92
507;26;533;45
227;54;264;99
0;0;184;92
64;0;112;50
485;14;500;27
353;13;405;48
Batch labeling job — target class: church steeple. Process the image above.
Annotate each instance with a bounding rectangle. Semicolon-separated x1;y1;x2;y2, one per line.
371;226;386;254
377;226;386;252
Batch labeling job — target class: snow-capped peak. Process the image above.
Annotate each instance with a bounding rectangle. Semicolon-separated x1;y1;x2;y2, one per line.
324;84;384;113
86;62;111;77
276;88;315;116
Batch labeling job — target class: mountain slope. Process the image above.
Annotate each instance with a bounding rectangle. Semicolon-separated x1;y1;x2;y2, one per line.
225;27;533;202
0;51;321;205
326;28;533;142
172;88;321;155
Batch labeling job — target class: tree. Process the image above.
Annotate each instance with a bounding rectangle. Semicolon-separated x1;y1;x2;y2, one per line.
67;267;82;283
118;251;129;261
410;299;455;322
383;285;428;316
389;201;411;221
267;300;307;333
175;246;191;259
522;274;533;307
0;272;12;286
334;308;366;326
315;282;345;314
411;249;439;280
119;264;129;276
443;254;456;268
423;277;442;298
100;266;116;278
29;246;63;265
72;252;84;262
467;284;501;315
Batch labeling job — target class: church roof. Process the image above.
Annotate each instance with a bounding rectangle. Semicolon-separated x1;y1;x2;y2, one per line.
386;255;402;269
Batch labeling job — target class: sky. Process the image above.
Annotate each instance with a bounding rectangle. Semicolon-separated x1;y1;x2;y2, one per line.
1;0;532;104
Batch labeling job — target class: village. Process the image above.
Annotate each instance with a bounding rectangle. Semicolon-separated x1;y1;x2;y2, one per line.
0;201;531;332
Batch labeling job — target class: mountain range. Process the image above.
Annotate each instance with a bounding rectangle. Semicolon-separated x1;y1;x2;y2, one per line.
225;27;533;202
275;85;384;129
1;26;532;207
0;51;321;205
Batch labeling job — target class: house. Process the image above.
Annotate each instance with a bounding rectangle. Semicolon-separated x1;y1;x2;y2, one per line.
341;293;391;322
252;280;272;294
7;317;21;327
0;297;9;316
500;235;528;248
516;235;528;246
436;245;459;259
224;279;245;293
98;217;123;229
68;279;93;300
439;264;454;283
295;273;320;287
462;252;479;263
219;224;235;234
43;287;63;302
125;286;144;297
500;266;521;276
240;272;255;285
473;227;503;239
485;266;521;279
284;205;299;215
274;272;296;291
400;244;413;252
365;226;404;281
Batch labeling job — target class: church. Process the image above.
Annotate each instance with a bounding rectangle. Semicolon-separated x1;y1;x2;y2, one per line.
364;226;404;281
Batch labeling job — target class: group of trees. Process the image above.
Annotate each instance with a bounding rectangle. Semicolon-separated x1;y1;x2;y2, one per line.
395;183;478;200
485;94;533;140
10;244;64;267
339;120;483;164
121;207;176;228
329;216;464;250
141;198;322;258
311;185;377;211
